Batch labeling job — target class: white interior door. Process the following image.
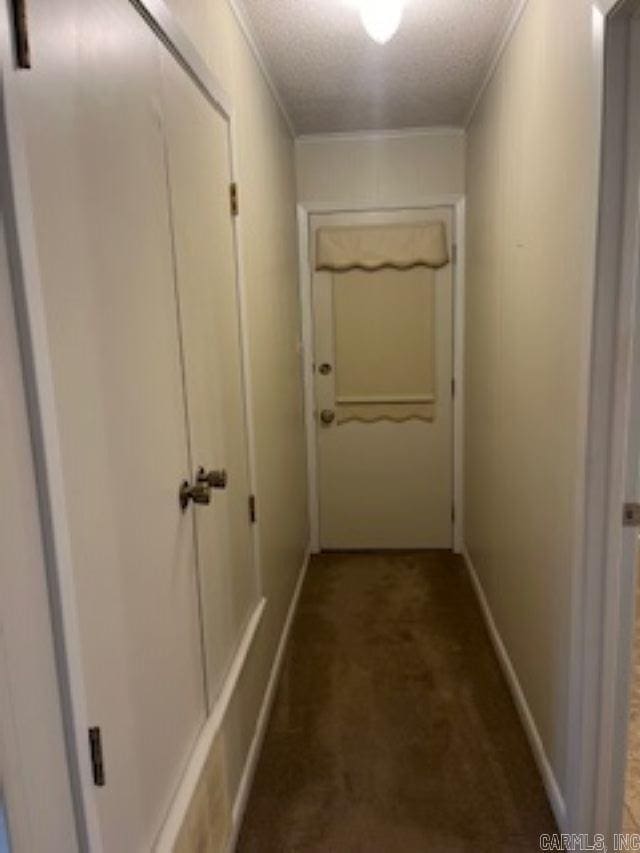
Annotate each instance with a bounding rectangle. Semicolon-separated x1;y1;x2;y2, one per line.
159;54;258;703
312;209;454;550
15;2;208;848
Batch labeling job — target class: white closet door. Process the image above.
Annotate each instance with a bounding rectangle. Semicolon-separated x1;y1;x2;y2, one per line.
17;1;206;849
159;53;259;702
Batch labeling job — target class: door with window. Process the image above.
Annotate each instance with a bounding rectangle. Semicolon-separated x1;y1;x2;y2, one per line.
312;209;454;550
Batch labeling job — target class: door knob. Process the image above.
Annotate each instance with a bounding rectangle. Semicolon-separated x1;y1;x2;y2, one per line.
179;479;211;511
318;363;332;375
320;409;335;425
197;467;228;490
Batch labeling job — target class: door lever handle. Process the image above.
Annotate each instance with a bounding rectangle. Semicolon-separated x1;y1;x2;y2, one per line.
179;479;211;511
197;467;228;490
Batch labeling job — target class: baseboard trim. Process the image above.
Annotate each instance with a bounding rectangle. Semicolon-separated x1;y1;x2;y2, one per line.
462;546;567;830
226;545;311;851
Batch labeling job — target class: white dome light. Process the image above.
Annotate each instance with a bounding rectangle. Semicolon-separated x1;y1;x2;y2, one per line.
359;0;404;45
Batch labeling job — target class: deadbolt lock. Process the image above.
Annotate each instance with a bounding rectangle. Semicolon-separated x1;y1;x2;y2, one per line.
320;409;336;425
198;467;228;490
179;479;211;511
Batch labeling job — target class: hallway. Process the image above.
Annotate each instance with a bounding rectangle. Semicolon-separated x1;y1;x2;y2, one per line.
2;0;635;847
238;552;555;851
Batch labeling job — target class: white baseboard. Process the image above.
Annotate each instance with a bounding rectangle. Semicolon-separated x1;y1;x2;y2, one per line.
462;546;567;831
226;545;311;851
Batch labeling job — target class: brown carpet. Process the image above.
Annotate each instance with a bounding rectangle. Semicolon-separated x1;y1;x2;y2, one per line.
237;551;556;852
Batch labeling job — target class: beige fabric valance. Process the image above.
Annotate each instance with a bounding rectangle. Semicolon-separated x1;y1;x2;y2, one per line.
316;222;449;272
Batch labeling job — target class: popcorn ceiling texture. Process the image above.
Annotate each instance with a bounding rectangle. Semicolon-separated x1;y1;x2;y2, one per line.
235;0;519;134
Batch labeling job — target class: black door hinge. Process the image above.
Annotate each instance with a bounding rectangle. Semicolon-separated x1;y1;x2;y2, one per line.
451;504;456;524
11;0;31;68
451;378;455;398
230;182;239;217
89;727;105;787
249;494;257;524
623;502;640;527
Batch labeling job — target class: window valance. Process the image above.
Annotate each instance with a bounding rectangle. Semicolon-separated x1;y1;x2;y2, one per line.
315;222;449;272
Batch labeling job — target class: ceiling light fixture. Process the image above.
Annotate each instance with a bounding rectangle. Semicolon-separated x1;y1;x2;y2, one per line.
358;0;404;45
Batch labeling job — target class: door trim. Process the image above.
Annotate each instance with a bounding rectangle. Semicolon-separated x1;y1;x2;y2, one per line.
130;0;232;117
297;196;466;554
0;68;100;852
0;64;79;852
568;0;640;838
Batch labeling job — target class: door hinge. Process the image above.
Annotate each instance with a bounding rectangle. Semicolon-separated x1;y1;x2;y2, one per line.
623;502;640;527
451;504;456;524
249;494;257;524
230;182;239;217
451;378;455;398
88;727;106;787
451;243;457;265
10;0;31;68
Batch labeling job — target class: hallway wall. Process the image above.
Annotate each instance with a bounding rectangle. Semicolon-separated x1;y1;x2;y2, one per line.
296;130;465;207
154;0;309;827
464;0;603;818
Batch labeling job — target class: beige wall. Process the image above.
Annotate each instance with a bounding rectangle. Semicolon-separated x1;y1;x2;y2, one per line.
296;131;465;207
165;0;309;821
465;0;602;808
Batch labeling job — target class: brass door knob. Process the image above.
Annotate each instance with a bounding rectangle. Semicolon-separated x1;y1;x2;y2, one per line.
198;468;228;490
318;363;332;375
179;479;211;511
320;409;336;425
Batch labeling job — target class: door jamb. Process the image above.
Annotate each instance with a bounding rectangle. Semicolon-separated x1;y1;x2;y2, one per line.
297;196;466;554
0;68;101;853
569;0;640;837
226;113;265;602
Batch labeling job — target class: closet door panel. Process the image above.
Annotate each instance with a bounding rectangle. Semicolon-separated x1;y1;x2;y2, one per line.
159;53;258;702
17;1;206;848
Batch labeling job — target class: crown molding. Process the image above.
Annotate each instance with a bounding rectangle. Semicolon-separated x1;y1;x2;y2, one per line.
227;0;297;138
296;126;465;144
465;0;530;128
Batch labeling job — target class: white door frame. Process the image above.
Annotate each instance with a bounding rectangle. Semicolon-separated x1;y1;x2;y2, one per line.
297;196;466;555
0;66;100;851
0;38;80;850
567;0;640;838
2;1;264;848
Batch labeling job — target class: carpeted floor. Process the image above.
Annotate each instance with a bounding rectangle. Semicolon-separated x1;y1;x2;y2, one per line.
237;551;556;852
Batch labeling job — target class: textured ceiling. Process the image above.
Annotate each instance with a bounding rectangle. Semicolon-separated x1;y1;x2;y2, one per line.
235;0;519;134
